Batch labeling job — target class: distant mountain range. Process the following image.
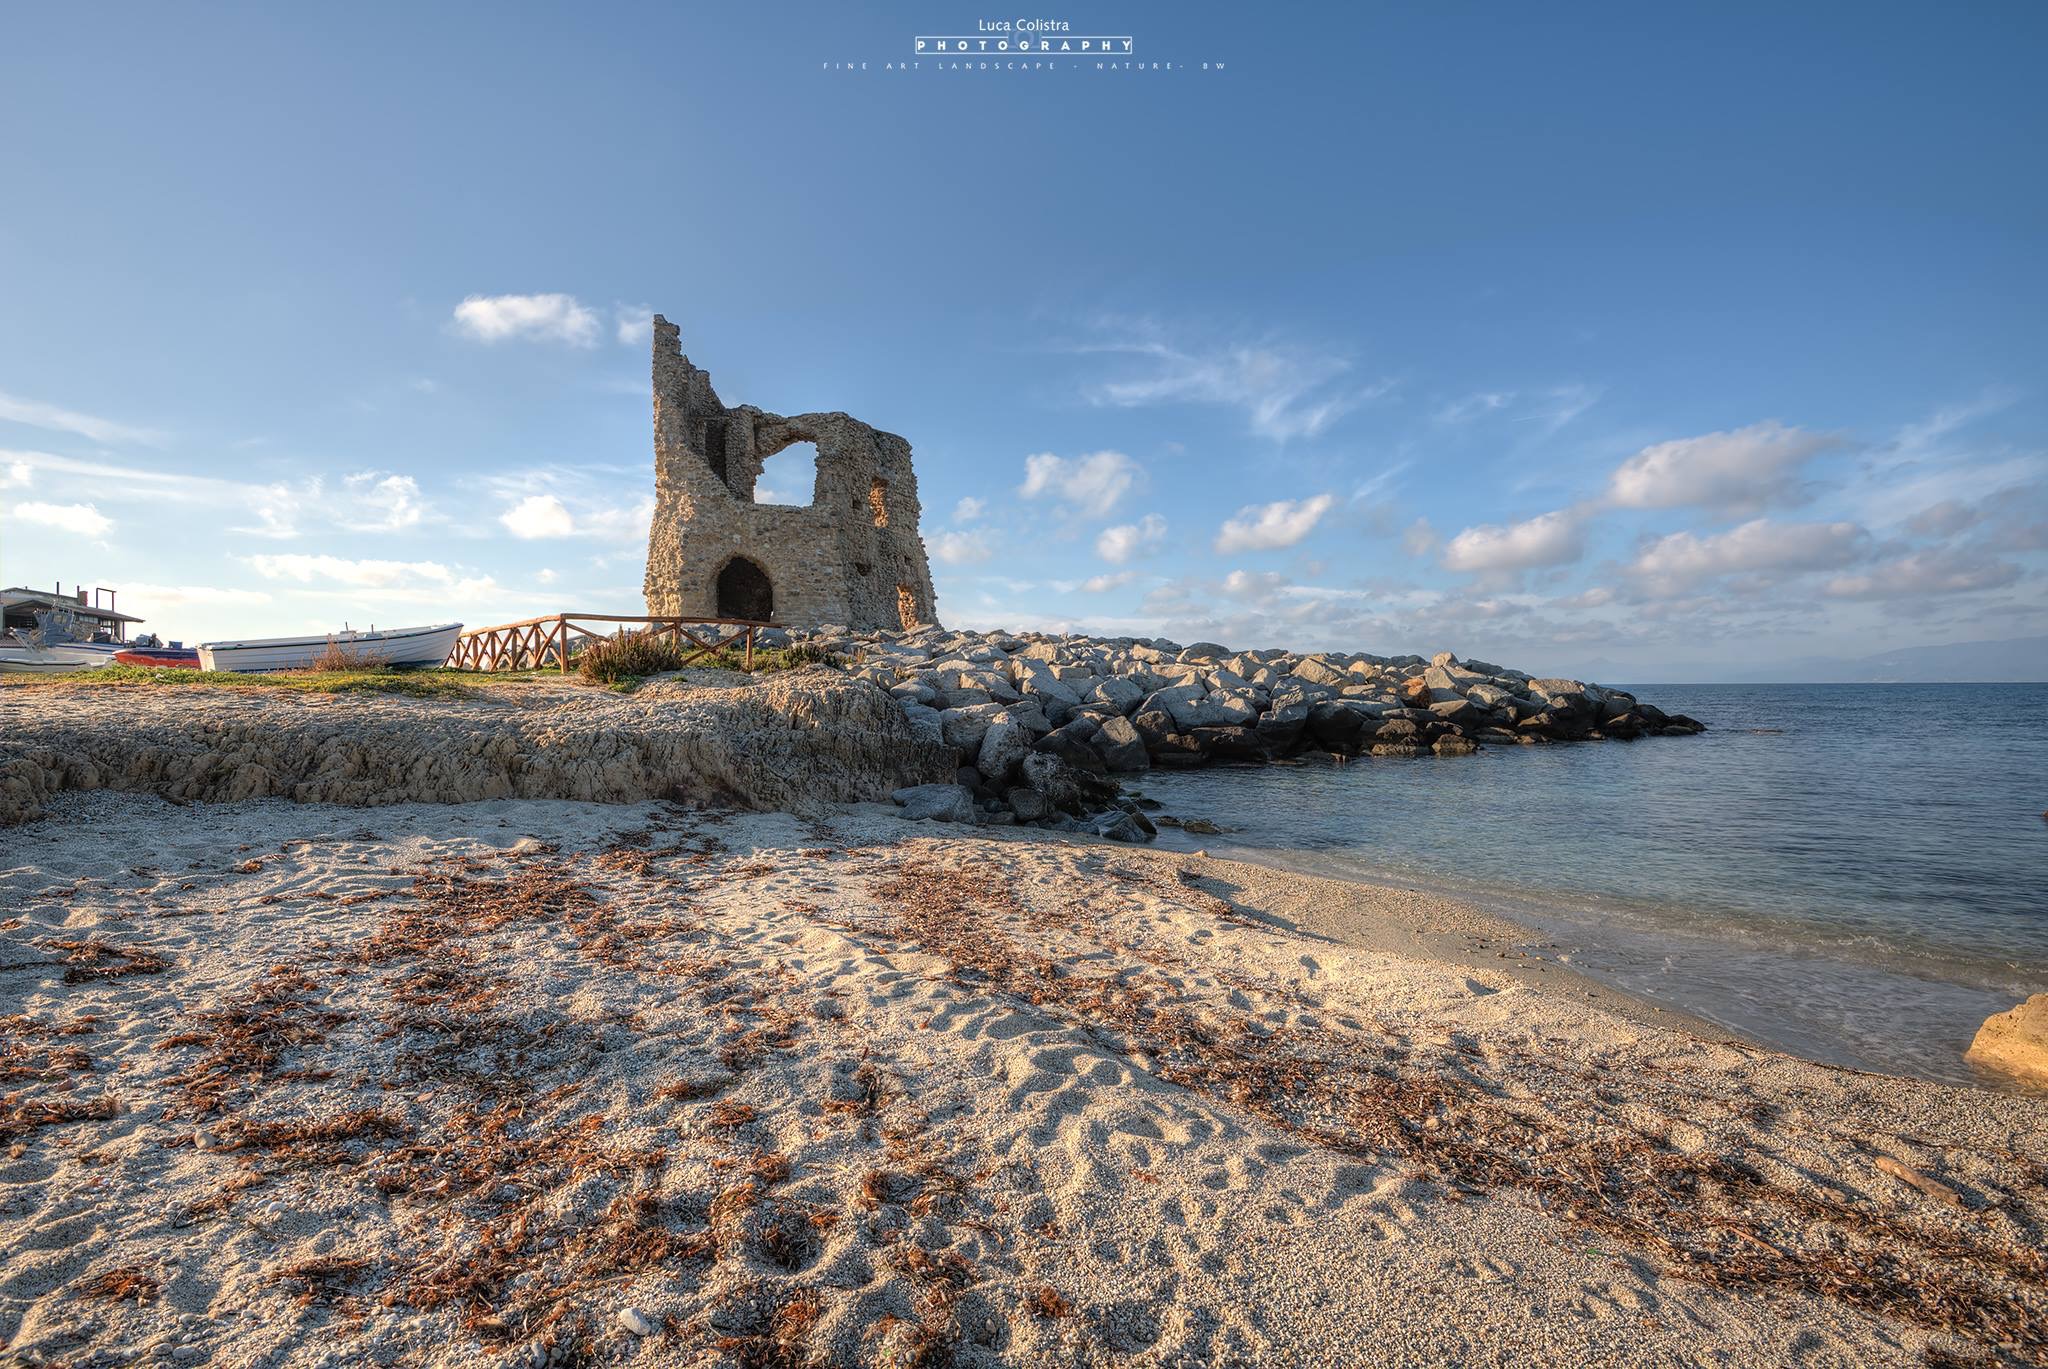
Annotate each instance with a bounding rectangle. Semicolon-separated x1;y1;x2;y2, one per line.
1584;635;2048;685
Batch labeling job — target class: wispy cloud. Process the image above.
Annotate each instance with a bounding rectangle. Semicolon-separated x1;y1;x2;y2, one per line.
1071;321;1392;441
0;390;163;446
1629;519;1869;593
242;553;500;599
1823;546;2019;601
2;449;436;540
452;293;601;346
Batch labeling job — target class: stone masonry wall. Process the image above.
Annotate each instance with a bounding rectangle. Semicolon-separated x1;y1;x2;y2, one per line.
642;316;940;631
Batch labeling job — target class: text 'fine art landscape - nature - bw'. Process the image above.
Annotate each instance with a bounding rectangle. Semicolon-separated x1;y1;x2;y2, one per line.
1;5;2045;1368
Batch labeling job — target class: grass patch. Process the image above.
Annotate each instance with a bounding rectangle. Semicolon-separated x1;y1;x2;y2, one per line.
0;664;529;698
577;632;842;687
1;641;839;694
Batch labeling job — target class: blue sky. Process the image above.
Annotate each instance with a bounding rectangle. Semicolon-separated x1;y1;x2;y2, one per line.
2;1;2043;678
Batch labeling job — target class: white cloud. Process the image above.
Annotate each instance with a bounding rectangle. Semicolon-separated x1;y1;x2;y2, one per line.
952;496;986;524
452;293;601;346
1823;548;2020;600
1608;421;1837;514
1;459;29;489
1630;519;1869;583
930;529;994;565
119;583;272;610
614;304;653;347
0;449;436;540
242;554;497;599
338;472;428;532
1221;569;1290;599
1441;509;1584;573
0;390;162;445
500;494;578;539
489;481;652;541
1096;513;1166;564
1079;327;1389;441
536;568;558;585
1018;451;1141;518
1080;570;1139;593
9;500;112;537
1214;494;1335;554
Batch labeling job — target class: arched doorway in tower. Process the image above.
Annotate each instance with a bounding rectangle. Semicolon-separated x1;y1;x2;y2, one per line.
715;557;774;621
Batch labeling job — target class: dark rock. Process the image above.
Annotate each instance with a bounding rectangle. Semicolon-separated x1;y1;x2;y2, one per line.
1191;725;1268;761
1433;735;1479;756
1033;728;1108;774
1130;708;1176;748
1094;715;1151;772
1428;698;1486;727
1151;734;1208;767
1016;751;1118;813
1307;701;1370;752
891;784;976;823
1091;810;1151;842
1254;700;1310;753
1114;802;1158;836
1005;787;1051;823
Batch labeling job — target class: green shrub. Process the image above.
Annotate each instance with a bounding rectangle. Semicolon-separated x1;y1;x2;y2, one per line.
576;631;691;685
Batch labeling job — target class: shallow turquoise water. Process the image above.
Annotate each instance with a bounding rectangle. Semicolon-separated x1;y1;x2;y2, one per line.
1135;683;2048;1086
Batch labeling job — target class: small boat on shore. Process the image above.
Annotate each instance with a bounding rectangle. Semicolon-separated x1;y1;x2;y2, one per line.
197;622;463;673
0;640;117;674
113;645;203;668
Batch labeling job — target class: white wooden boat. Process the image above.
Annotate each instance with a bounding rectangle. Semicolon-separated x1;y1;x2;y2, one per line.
0;640;117;674
197;623;463;673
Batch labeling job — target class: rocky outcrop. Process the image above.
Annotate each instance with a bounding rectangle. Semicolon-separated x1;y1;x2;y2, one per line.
738;625;1701;841
0;670;952;827
1968;995;2048;1086
808;626;1698;765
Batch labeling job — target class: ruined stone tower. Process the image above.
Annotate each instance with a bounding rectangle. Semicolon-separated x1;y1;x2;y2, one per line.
642;316;939;631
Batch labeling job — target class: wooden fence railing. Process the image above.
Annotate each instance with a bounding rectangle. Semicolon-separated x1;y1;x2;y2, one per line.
447;614;774;674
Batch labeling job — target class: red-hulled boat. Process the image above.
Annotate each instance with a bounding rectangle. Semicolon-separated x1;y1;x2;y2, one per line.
113;646;202;668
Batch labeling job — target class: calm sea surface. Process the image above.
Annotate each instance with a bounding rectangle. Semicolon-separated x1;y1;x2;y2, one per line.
1135;683;2048;1087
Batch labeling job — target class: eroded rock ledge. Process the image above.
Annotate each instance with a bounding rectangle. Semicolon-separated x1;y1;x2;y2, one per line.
0;671;952;828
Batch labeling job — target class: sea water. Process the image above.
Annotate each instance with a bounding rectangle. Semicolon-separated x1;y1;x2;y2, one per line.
1135;683;2048;1087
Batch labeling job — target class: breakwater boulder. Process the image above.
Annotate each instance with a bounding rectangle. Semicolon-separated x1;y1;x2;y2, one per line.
0;670;952;827
770;625;1703;837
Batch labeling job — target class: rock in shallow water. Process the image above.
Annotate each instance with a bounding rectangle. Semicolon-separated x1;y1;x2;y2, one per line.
1967;994;2048;1085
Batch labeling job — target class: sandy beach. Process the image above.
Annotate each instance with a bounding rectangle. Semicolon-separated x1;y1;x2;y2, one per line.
5;790;2043;1368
